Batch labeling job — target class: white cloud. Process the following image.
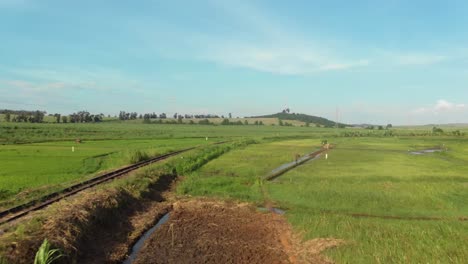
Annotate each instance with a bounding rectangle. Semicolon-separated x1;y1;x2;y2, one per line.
412;99;467;114
2;66;152;93
374;49;449;66
395;53;447;66
203;44;369;75
434;99;466;112
5;79;67;92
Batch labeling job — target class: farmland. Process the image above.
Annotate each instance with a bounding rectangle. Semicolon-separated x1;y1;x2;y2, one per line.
0;122;467;263
0;122;332;209
178;137;468;263
0;137;210;209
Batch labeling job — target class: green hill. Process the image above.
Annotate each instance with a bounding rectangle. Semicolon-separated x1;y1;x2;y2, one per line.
250;112;344;127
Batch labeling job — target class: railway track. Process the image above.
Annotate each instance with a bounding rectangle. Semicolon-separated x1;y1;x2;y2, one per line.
0;141;229;226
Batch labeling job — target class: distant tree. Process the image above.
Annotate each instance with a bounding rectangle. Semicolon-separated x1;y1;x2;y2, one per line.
228;113;232;119
173;113;178;119
32;111;45;123
279;120;284;126
386;124;393;129
68;111;101;123
62;116;68;123
54;113;61;123
221;118;230;125
143;114;151;123
189;120;195;124
119;111;125;120
5;112;10;122
244;120;248;125
159;113;167;119
378;125;384;130
305;122;310;127
259;121;264;125
93;115;102;122
432;126;444;134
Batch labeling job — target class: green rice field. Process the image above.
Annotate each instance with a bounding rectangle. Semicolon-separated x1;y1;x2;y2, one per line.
178;137;468;263
1;121;467;263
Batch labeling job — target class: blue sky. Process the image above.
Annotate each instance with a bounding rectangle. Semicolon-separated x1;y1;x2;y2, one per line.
1;0;468;125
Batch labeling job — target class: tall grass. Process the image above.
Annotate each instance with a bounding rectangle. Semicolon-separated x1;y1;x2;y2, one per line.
127;150;150;164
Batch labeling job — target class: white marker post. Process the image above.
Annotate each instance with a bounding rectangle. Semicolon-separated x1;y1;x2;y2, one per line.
206;137;208;141
72;146;75;152
325;153;328;160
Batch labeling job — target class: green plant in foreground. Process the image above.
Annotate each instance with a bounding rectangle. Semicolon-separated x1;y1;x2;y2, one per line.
0;256;8;264
34;239;63;264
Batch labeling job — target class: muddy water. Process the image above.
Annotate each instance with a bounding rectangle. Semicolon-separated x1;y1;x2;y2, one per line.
123;213;170;264
258;207;286;215
409;149;442;155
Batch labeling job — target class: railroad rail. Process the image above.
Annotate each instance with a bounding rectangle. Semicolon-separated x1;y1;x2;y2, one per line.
0;141;229;225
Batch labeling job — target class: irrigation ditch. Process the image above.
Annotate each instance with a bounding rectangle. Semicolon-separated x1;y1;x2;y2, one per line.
264;148;328;181
0;140;260;263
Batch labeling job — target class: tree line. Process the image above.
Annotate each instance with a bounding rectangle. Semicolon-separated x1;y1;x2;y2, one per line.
119;111;235;122
1;109;103;123
1;110;45;123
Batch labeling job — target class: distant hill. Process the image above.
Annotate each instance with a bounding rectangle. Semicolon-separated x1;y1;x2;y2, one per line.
249;112;344;127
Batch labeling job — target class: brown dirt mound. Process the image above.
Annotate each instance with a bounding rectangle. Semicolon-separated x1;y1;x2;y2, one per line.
134;199;344;264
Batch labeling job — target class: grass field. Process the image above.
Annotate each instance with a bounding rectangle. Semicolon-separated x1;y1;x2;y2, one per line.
1;121;467;263
178;137;468;263
0;122;332;144
0;137;213;209
0;122;332;209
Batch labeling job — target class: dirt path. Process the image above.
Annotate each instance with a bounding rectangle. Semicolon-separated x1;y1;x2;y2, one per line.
132;199;343;264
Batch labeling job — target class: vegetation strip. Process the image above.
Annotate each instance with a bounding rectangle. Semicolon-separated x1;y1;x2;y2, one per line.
0;142;229;226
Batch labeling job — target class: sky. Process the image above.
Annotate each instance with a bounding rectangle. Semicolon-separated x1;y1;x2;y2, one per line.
1;0;468;125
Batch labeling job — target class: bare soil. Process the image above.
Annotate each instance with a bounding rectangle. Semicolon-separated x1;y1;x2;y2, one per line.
133;199;343;264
